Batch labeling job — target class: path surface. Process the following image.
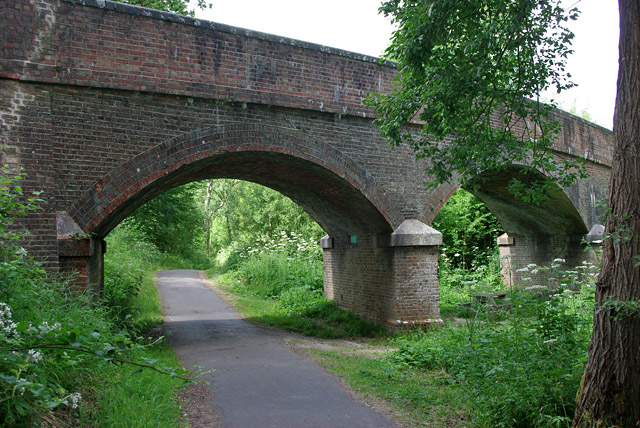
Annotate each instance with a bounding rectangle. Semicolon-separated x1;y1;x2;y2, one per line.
157;270;402;428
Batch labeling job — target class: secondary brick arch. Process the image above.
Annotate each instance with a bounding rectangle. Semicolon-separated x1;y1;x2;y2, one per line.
425;166;588;236
71;123;394;238
424;165;598;285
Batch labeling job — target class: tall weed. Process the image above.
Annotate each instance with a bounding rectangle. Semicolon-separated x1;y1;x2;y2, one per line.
233;252;323;299
0;173;191;427
228;230;323;300
388;260;596;428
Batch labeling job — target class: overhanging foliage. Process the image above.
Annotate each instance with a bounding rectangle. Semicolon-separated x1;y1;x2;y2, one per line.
370;0;586;201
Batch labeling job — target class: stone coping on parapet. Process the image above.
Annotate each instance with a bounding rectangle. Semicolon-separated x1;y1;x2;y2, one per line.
62;0;397;68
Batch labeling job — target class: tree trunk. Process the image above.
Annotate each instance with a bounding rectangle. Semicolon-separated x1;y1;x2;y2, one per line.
573;1;640;426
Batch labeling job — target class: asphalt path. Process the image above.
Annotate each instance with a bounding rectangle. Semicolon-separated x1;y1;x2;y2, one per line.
157;270;402;428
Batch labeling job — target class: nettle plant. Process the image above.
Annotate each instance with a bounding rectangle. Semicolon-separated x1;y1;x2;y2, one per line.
1;304;85;420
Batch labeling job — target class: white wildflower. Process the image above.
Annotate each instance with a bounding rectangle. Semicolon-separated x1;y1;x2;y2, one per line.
27;349;42;363
69;392;82;409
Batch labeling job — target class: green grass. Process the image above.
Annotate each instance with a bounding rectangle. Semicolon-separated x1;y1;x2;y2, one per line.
214;276;384;339
129;271;166;332
81;345;186;428
306;348;470;428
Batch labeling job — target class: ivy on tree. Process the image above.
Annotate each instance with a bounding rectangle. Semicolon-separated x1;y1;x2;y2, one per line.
370;0;585;201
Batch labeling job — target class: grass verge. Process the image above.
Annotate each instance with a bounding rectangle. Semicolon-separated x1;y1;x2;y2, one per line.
210;271;384;339
80;225;204;428
305;347;470;428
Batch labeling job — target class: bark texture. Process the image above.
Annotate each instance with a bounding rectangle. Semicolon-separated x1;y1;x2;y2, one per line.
573;1;640;426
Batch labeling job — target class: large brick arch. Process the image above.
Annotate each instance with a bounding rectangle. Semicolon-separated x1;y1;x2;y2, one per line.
70;123;394;238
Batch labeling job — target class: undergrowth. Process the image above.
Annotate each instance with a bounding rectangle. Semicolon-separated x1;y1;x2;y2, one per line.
211;231;384;339
0;172;194;427
438;249;506;317
387;259;596;428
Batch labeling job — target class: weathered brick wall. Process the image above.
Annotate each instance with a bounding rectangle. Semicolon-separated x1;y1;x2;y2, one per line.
323;235;441;326
323;235;395;324
391;246;440;325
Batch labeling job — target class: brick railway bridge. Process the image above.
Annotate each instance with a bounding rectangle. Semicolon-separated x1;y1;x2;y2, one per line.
1;0;613;326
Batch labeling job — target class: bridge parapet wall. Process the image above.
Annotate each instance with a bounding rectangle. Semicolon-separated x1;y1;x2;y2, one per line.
0;0;613;169
1;0;393;119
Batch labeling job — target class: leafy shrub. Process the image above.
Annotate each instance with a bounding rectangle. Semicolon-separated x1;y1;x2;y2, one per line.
387;260;596;428
126;184;205;257
0;172;191;427
230;231;323;299
433;189;504;270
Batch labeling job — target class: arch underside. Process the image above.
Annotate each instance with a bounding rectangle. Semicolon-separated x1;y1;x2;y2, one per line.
87;151;393;239
464;166;588;237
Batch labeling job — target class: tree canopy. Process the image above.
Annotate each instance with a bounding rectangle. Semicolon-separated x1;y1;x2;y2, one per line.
371;0;585;200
